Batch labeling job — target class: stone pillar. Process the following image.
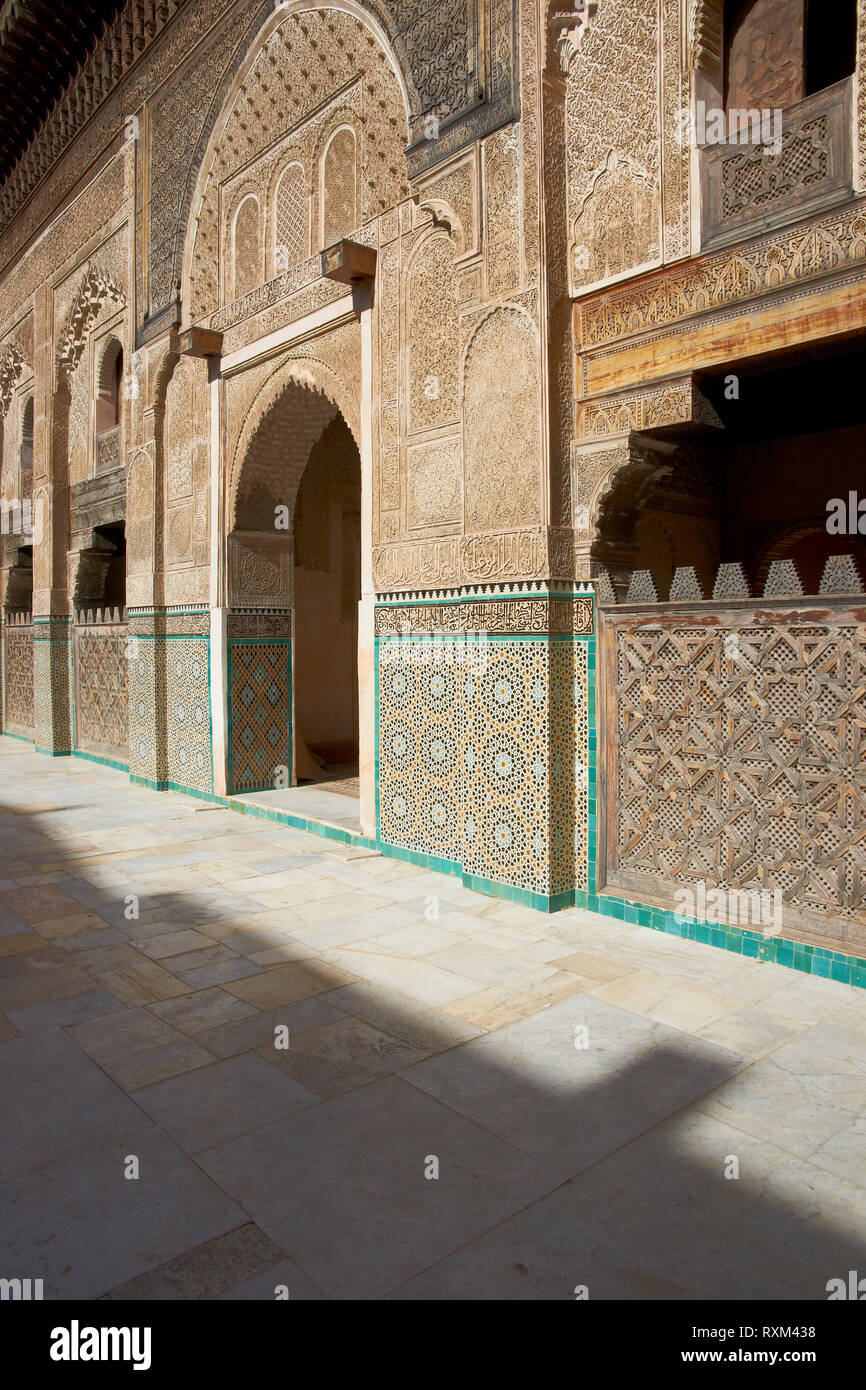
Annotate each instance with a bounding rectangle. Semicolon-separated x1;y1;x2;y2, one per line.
857;0;866;192
127;343;169;790
358;284;376;836
34;280;74;756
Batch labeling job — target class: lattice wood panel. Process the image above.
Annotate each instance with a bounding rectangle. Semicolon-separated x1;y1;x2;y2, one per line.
3;626;33;733
599;602;866;948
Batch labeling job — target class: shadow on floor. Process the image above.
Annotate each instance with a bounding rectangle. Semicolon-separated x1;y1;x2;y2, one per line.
0;735;864;1300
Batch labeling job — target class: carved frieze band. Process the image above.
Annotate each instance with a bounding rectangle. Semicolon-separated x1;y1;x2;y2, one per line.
209;257;350;334
227;611;292;639
375;593;594;636
579;377;722;439
127;608;210;637
858;0;866;190
372;527;582;591
578;205;866;350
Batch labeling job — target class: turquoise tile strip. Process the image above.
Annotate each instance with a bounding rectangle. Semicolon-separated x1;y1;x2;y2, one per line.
71;749;130;774
571;888;866;990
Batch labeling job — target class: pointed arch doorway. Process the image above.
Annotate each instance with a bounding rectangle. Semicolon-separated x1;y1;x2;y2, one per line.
225;375;364;820
292;411;361;793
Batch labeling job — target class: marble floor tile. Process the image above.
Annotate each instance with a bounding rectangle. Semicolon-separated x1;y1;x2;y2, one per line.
194;996;345;1060
261;1015;431;1098
587;968;743;1033
322;947;481;1007
106;1223;287;1300
3;737;866;1301
218;1258;325;1300
196;1075;561;1299
388;1109;866;1301
402;993;747;1177
133;1053;319;1150
441;969;590;1031
0;1128;245;1300
320;980;483;1052
0;1028;151;1180
90;960;192;1007
695;1024;866;1159
0;953;95;1011
225;959;358;1009
148;987;259;1035
6;988;124;1034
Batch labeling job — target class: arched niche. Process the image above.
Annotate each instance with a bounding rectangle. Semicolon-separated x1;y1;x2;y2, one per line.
232;194;263;301
321;126;358;249
274;161;307;273
95;338;123;436
182;3;410;323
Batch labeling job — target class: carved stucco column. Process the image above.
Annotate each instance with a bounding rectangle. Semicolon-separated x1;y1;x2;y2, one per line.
34;281;75;755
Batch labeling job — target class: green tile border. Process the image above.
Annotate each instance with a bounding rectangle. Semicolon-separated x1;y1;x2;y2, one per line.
129;775;224;803
71;749;130;774
567;887;866;990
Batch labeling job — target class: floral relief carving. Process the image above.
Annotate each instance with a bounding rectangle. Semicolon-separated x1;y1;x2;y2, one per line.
0;344;26;418
56;264;125;381
187;9;409;322
407;232;460;433
463;307;543;534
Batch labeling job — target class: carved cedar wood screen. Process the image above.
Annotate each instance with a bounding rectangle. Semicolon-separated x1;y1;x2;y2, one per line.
597;598;866;954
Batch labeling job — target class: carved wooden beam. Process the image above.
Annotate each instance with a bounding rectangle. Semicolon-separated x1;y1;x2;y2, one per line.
321;239;377;285
171;326;223;359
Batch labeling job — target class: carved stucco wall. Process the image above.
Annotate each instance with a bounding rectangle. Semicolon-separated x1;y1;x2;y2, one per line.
565;0;690;295
142;0;519;329
186;7;410;324
55;249;128;490
0;2;549;608
224;345;359;608
0;332;33;506
0;139;134;642
159;352;210;604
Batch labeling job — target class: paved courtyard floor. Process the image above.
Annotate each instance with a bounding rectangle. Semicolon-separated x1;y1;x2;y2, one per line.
1;733;865;1300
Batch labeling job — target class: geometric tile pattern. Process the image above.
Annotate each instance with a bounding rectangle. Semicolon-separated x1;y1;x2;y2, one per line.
126;610;212;793
3;625;33;733
378;639;466;868
127;637;161;784
74;626;128;756
377;593;594;902
461;639;552;895
549;637;590;895
228;640;291;793
165;638;212;794
604;609;866;940
33;621;73;753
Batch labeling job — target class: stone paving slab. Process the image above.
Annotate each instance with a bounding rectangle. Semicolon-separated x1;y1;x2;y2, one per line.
2;735;866;1300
